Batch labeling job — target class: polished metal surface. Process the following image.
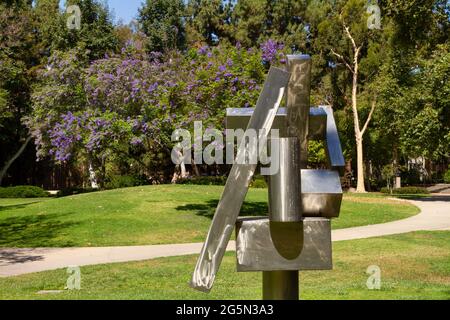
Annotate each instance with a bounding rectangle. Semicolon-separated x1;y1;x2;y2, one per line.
263;271;299;300
226;107;288;137
227;105;344;170
235;217;332;272
263;55;311;302
301;169;343;218
226;107;326;138
286;55;311;168
308;108;327;139
319;106;345;171
268;138;301;222
190;67;290;293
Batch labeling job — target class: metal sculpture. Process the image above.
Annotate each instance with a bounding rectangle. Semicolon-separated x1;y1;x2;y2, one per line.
190;55;345;300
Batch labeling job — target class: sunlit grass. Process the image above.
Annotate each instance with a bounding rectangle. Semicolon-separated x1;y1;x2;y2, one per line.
0;231;447;300
0;185;419;247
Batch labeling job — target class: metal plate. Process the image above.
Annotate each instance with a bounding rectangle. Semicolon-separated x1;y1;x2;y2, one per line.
285;55;311;168
318;106;345;171
226;106;344;172
226;107;327;138
236;217;332;272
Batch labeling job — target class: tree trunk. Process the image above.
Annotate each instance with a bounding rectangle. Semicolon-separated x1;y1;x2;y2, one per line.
171;169;180;184
344;159;353;189
0;136;32;186
365;160;372;192
355;135;366;192
191;158;200;176
171;162;188;184
88;163;99;189
352;51;366;193
171;150;188;184
331;24;377;193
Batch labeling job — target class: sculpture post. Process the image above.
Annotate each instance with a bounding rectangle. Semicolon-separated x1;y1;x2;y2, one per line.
263;55;311;300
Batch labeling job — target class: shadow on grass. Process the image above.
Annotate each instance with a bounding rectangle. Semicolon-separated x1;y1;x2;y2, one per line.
176;199;268;219
0;213;78;248
0;249;45;265
0;202;42;212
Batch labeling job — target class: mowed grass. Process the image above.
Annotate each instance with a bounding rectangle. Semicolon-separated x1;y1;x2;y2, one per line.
0;231;448;300
0;185;419;247
0;198;50;207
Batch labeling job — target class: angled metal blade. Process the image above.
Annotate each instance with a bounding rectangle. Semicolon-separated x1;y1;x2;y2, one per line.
190;67;290;292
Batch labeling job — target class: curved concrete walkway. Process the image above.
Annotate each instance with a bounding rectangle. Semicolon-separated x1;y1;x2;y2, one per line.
0;195;449;277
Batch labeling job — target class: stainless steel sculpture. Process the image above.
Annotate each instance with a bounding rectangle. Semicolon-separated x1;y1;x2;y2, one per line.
190;55;345;300
190;67;290;292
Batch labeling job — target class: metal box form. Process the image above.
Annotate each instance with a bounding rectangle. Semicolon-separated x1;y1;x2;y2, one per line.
301;170;343;218
236;217;332;272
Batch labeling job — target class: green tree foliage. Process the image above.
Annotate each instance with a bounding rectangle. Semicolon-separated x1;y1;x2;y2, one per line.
64;0;118;60
34;0;118;60
185;0;234;46
1;0;449;187
1;0;118;185
0;2;36;183
33;0;66;56
397;44;449;160
374;0;449;172
138;0;186;52
232;0;308;49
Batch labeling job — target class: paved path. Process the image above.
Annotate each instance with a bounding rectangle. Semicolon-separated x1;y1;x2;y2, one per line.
1;195;449;277
427;184;450;194
332;195;450;241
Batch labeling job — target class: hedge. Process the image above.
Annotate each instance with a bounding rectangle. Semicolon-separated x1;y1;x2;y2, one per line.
178;175;268;188
178;176;227;186
444;168;450;184
380;186;430;195
0;186;49;198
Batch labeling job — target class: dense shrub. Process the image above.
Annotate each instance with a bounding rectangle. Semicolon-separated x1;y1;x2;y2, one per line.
444;167;450;184
178;176;227;186
380;186;430;195
177;175;268;188
368;177;385;192
0;186;48;198
401;168;423;185
380;187;392;194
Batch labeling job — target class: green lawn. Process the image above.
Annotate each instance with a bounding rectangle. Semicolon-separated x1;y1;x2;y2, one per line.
0;231;448;300
0;185;419;247
0;198;50;207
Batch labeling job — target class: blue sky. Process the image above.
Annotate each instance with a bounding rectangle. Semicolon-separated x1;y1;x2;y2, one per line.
60;0;144;24
104;0;143;24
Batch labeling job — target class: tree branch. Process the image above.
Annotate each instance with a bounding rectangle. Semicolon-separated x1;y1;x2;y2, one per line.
342;21;363;65
361;98;377;136
0;136;32;185
330;48;354;73
343;23;357;51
